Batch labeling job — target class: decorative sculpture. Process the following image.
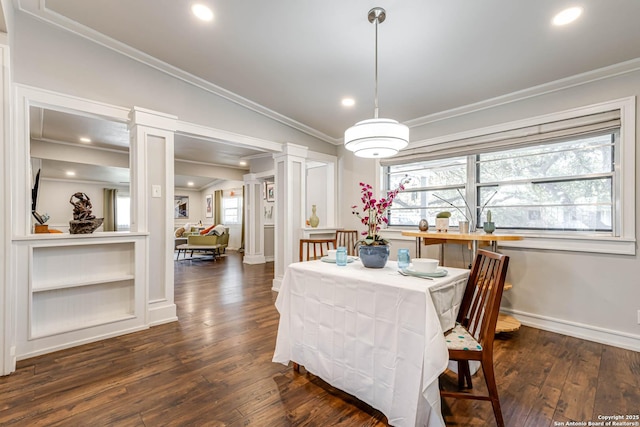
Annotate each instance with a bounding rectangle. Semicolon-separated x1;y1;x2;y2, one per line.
69;192;103;234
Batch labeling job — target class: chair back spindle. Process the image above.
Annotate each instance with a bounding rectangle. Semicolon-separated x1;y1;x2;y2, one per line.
335;230;359;256
299;239;336;262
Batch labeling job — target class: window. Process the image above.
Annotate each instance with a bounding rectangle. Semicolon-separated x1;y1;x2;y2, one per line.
387;157;469;226
380;97;637;256
476;133;615;232
223;196;242;224
387;130;617;234
116;194;130;231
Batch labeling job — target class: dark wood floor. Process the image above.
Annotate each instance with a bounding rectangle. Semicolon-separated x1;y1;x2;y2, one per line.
1;251;638;426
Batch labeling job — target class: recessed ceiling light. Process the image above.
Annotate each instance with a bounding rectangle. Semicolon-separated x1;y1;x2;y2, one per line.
553;7;583;26
66;171;76;176
239;161;247;166
342;98;355;107
192;4;214;22
79;137;91;143
187;181;194;186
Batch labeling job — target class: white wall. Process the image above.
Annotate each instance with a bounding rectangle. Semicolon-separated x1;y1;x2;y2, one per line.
305;165;328;227
339;68;640;350
36;179;129;233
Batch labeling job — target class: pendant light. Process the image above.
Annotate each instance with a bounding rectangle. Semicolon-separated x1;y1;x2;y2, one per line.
344;7;409;158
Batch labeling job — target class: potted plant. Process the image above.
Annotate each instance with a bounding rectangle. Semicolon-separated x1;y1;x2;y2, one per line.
351;177;409;268
483;209;496;234
435;211;451;232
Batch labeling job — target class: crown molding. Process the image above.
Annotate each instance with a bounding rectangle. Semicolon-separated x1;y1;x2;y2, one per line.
405;57;640;129
18;1;339;145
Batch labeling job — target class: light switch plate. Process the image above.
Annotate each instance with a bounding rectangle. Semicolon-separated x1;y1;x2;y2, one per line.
152;185;162;198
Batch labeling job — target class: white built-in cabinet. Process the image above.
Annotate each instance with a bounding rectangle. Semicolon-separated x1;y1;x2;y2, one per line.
14;233;148;359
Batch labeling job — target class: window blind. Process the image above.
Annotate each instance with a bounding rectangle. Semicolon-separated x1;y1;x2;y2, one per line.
381;110;620;166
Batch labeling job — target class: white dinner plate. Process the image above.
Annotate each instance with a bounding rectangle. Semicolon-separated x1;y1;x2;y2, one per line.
402;267;448;278
321;256;357;263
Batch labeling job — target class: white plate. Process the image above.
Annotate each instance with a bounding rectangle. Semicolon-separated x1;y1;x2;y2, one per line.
321;256;357;263
402;267;448;278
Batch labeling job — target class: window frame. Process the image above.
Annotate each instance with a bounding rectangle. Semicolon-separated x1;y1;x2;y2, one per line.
379;97;636;255
222;194;242;225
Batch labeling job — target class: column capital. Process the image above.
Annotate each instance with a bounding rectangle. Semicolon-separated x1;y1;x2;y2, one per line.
129;107;178;132
274;143;308;160
243;173;261;184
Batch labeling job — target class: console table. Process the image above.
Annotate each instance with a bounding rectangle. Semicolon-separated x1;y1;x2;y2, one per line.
401;230;523;260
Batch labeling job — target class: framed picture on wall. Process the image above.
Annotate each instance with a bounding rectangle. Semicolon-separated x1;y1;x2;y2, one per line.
266;182;275;202
175;195;189;219
205;194;213;218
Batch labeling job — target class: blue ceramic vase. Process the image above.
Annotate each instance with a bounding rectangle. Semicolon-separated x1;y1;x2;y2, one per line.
359;245;390;268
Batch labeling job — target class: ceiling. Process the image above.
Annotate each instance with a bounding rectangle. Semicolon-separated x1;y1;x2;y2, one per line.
19;0;640;184
29;106;265;189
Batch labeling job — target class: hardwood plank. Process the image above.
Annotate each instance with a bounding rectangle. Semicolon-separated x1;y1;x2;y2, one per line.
554;338;602;421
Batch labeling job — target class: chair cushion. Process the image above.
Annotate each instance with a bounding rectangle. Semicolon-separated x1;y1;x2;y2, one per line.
445;324;482;351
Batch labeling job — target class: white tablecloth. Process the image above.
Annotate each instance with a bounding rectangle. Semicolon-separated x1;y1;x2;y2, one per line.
272;260;469;427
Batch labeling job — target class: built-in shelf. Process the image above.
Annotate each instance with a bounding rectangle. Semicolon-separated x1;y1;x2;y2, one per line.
32;274;135;293
21;239;143;351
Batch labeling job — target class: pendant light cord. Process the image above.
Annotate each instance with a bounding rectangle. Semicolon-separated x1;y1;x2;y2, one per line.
374;13;379;119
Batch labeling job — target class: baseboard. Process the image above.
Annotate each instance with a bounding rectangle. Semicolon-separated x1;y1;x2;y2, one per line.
265;256;274;262
243;254;266;264
16;325;149;361
272;277;282;292
147;303;178;326
501;308;640;352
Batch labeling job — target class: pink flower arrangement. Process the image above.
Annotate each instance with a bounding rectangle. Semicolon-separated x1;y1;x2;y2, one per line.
351;177;409;245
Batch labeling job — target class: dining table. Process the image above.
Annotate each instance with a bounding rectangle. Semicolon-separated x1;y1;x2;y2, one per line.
272;258;470;427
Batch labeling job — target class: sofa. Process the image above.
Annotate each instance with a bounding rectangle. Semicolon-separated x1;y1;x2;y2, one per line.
187;227;230;253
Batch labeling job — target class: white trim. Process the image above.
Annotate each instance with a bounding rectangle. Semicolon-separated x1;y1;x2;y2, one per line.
1;41;12;375
243;254;266;264
406;97;634;151
501;308;640;352
15;325;149;361
147;304;178;327
379;228;636;256
272;277;282;292
176;120;284;154
406;58;640;129
499;236;636;255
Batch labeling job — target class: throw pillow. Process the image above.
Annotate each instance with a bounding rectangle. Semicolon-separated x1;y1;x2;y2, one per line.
175;227;185;237
200;224;216;235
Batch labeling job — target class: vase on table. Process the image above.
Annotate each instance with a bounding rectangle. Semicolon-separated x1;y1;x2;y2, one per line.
359;245;390;268
309;205;320;228
483;222;495;234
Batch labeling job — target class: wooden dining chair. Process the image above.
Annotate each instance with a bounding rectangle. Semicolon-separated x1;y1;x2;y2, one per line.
299;239;336;262
335;230;359;256
440;249;510;427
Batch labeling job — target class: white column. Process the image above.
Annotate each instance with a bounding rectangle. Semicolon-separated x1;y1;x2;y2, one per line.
272;143;307;291
0;40;14;375
129;107;178;326
243;173;265;264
